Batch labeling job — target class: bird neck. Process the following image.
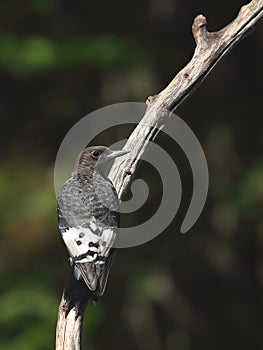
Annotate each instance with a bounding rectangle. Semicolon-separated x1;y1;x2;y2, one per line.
74;163;94;180
74;164;108;183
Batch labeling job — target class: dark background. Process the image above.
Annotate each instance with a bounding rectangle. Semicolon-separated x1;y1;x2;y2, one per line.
0;0;262;349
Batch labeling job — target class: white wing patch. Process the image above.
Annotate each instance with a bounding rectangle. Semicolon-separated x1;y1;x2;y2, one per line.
61;216;116;264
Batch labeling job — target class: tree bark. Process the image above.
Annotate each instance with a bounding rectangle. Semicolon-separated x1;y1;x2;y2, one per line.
109;0;263;197
56;272;89;350
55;1;263;348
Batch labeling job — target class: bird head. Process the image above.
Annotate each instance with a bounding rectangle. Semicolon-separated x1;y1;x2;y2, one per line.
75;146;129;175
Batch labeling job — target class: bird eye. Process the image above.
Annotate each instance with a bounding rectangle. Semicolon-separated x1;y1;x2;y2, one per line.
92;150;100;158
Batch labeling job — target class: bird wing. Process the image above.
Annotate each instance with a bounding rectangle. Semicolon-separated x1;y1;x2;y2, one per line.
97;248;116;296
57;177;119;294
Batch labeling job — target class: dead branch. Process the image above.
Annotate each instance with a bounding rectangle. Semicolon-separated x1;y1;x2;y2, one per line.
109;0;263;197
56;272;89;350
56;1;263;349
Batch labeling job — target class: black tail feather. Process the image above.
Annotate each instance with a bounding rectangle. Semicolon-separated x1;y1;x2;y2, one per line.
63;268;97;318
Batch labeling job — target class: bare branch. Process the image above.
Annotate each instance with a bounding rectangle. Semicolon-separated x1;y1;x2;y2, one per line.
56;273;89;350
56;296;83;350
56;1;263;348
109;0;263;197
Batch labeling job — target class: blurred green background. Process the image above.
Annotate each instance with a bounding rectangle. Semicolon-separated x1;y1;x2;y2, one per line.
0;0;262;349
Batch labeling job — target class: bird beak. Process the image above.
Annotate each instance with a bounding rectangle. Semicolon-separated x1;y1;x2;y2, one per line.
106;149;130;160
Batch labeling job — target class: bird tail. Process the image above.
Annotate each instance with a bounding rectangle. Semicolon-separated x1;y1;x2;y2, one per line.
63;268;96;316
98;250;116;296
74;249;116;297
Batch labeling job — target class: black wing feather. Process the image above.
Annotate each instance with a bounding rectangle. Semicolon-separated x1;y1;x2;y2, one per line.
57;176;119;296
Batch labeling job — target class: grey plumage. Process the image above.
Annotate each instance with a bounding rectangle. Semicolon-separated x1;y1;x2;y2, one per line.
57;146;128;297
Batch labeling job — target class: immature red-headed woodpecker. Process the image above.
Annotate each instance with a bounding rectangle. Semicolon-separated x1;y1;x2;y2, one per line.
57;146;128;298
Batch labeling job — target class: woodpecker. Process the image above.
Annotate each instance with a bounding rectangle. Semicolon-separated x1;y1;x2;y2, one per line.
57;146;128;298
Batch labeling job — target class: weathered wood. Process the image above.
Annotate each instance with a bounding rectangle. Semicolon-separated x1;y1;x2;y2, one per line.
56;294;84;350
56;273;89;350
109;0;263;198
55;1;263;348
